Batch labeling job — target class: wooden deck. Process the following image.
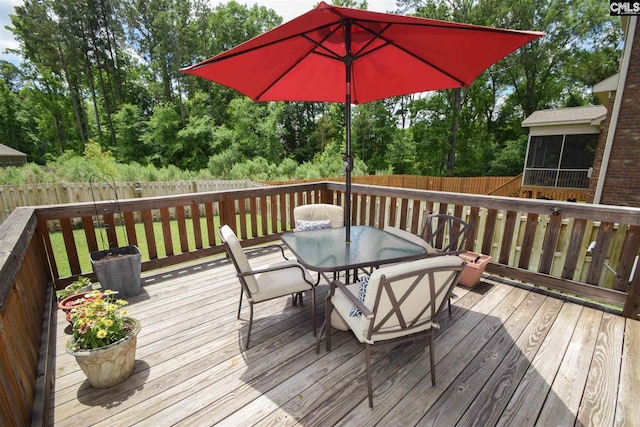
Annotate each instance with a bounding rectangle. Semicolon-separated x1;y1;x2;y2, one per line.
49;246;640;426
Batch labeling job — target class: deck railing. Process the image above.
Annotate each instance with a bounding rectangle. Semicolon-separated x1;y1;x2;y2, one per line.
31;181;640;312
0;207;52;426
2;180;640;425
523;168;590;189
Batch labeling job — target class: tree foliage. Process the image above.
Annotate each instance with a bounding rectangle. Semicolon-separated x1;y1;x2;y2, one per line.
1;0;622;182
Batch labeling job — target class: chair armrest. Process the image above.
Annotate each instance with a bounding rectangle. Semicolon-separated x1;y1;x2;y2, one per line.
331;280;373;319
243;244;289;260
425;249;467;258
238;262;315;286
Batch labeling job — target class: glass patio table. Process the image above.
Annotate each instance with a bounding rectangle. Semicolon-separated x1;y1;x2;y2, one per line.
280;225;429;282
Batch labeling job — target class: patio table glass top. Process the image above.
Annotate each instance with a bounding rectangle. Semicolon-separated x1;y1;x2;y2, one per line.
280;225;428;273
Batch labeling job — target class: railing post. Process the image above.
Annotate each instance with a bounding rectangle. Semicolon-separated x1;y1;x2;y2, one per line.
623;270;640;318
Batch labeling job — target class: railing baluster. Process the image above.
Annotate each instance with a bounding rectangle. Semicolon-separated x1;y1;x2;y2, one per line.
587;222;614;285
519;213;539;269
499;210;517;265
239;198;248;238
205;202;215;247
60;218;81;275
540;214;562;274
82;216;98;253
249;198;258;238
613;226;640;292
103;214;118;248
562;218;587;281
191;203;202;250
176;206;188;253
482;209;499;256
123;212;138;248
142;209;157;260
260;196;268;236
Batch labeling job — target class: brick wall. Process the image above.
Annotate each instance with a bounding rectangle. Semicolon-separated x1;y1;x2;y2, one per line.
588;24;640;207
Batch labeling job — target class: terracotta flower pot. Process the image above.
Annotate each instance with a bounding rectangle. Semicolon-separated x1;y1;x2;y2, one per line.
66;317;141;388
57;291;103;322
57;291;100;313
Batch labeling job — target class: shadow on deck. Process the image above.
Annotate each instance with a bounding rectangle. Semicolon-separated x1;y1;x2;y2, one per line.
49;247;640;426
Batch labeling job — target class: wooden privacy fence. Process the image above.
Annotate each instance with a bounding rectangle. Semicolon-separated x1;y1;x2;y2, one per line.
0;180;253;226
260;174;516;194
31;181;640;317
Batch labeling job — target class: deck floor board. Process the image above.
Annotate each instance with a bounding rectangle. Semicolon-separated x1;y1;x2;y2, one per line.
49;247;640;426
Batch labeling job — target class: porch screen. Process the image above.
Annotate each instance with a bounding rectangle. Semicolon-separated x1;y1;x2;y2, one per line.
524;134;598;188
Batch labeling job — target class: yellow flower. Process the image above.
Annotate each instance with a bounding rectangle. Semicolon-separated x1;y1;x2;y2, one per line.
68;289;136;351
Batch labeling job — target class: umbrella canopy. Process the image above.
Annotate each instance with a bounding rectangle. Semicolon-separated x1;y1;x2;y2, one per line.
182;1;543;241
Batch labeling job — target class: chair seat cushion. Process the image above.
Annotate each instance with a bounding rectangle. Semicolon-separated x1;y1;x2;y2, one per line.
253;259;314;302
332;282;369;339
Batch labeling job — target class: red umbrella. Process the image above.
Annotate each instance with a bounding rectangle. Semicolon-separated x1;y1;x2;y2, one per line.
182;1;543;241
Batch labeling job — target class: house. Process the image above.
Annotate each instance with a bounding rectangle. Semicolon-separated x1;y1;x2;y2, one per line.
0;143;27;167
520;16;639;207
521;105;606;196
588;17;640;207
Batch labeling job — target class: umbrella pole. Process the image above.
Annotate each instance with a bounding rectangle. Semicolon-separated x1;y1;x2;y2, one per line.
345;110;352;243
345;20;353;243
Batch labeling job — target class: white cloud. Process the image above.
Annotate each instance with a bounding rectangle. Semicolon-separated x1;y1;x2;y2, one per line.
0;0;24;64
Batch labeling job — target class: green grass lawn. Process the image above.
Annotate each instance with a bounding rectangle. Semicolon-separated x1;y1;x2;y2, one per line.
50;214;281;278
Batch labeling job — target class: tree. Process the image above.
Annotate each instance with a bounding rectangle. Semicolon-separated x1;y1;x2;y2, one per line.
174;115;216;170
142;104;181;166
351;100;397;173
112;104;148;163
278;102;325;163
226;97;282;162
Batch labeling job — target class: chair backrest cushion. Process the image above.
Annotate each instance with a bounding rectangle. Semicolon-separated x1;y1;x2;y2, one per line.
219;225;259;293
358;256;466;342
294;204;344;228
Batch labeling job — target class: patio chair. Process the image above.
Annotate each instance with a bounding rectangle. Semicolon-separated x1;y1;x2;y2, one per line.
293;203;344;230
219;225;317;350
420;213;472;255
318;255;466;408
382;226;466;315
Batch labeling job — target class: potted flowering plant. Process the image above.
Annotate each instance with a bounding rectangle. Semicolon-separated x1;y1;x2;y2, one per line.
55;276;93;301
66;289;141;388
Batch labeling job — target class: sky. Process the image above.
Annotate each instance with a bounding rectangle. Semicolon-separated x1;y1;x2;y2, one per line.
0;0;399;65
